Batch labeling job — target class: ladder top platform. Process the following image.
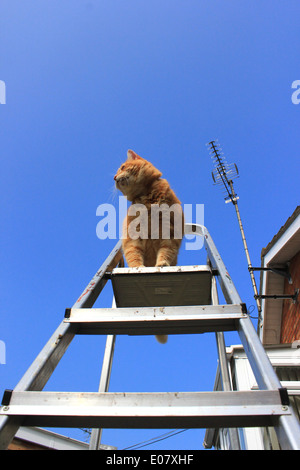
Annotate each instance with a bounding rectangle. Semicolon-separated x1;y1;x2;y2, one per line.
110;265;212;308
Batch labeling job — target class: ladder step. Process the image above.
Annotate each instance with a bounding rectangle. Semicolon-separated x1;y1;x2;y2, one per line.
64;305;247;335
1;390;290;429
110;265;212;307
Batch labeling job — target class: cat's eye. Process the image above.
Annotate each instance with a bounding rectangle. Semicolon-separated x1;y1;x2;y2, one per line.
120;165;125;170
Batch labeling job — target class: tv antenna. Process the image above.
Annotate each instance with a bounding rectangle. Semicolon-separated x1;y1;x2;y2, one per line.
207;140;262;324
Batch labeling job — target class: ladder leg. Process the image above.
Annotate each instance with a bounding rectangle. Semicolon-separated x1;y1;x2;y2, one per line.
89;335;116;450
215;332;241;450
0;241;122;450
89;298;117;450
237;315;283;391
238;315;300;450
212;276;241;450
0;416;23;451
0;321;75;450
211;276;234;393
197;224;300;450
275;414;300;450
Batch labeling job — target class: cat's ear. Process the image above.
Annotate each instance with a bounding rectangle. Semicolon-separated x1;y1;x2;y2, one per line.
127;149;141;161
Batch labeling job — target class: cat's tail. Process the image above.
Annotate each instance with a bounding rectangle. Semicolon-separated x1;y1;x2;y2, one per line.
155;334;168;344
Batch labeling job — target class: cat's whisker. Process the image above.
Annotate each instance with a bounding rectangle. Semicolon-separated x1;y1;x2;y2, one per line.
107;185;118;203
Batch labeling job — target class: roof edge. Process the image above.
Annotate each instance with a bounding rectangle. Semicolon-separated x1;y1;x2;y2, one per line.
261;206;300;260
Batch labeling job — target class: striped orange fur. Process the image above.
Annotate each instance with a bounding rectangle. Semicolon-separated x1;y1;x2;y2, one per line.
114;150;184;344
114;150;184;268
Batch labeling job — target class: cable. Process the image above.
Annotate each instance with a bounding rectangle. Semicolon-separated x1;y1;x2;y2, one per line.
122;429;189;450
247;304;259;320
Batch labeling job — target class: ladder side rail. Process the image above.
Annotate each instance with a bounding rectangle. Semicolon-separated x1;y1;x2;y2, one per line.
15;239;121;392
185;224;241;305
73;240;123;309
238;316;300;450
0;241;122;450
275;414;300;451
189;223;300;450
186;224;282;391
0;321;75;450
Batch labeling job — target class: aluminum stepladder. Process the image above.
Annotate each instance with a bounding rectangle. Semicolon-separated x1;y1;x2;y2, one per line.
1;224;300;450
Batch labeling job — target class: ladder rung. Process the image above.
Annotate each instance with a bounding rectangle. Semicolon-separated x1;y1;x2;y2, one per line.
64;305;247;335
1;390;290;429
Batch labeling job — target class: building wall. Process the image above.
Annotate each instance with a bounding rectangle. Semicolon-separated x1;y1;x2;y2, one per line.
281;251;300;343
8;438;50;450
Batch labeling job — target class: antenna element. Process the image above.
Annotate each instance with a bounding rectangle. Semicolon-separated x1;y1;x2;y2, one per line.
207;140;262;326
207;140;239;204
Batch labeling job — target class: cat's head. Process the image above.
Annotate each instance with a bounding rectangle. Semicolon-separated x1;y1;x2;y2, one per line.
114;150;162;200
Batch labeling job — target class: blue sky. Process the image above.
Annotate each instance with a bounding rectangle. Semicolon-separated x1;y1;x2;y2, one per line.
1;1;299;450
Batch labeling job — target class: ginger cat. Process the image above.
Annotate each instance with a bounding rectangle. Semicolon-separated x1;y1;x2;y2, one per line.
114;150;184;344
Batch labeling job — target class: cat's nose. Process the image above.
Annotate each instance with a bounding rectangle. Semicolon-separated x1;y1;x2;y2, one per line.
115;175;126;185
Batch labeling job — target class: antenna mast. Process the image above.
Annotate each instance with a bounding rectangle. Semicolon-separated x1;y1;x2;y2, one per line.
207;140;262;324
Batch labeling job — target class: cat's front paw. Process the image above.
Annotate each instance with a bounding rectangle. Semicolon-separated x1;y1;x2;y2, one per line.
155;261;170;267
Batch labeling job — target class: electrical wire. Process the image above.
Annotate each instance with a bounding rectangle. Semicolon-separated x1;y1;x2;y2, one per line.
122;429;189;450
247;304;259;320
